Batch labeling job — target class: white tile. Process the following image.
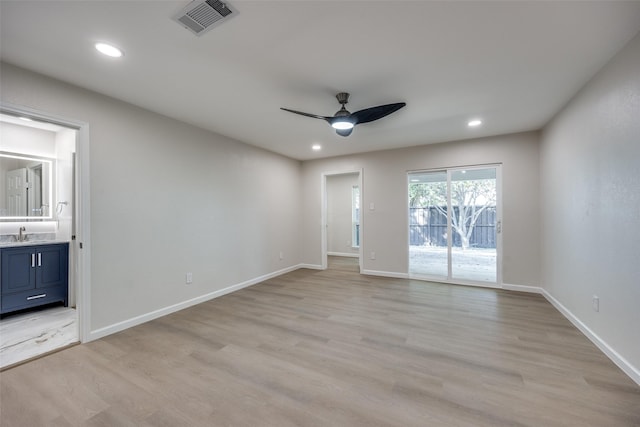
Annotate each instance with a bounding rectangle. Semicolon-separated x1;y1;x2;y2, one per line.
0;306;78;368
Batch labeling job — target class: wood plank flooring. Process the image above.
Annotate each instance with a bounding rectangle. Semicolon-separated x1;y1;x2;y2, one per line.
1;257;638;426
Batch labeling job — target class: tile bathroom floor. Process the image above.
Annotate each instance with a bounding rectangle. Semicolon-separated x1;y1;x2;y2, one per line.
0;305;78;369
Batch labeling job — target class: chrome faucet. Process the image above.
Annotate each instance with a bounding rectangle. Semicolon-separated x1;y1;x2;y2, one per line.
18;226;26;242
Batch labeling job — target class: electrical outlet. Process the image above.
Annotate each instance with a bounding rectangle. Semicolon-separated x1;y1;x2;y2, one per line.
186;272;193;284
370;251;376;260
592;295;599;312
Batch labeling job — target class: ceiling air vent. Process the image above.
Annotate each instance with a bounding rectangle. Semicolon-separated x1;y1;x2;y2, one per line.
172;0;237;36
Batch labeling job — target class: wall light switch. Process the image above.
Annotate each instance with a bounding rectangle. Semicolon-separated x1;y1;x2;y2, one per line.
592;295;599;312
369;202;375;210
186;272;193;284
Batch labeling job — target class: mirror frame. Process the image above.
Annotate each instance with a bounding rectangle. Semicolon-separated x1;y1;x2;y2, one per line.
0;151;55;221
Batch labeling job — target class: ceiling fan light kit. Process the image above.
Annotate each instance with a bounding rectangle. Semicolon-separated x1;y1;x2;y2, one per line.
331;119;355;130
281;92;405;137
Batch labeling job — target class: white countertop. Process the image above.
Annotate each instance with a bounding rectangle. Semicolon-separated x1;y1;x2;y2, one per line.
0;240;70;248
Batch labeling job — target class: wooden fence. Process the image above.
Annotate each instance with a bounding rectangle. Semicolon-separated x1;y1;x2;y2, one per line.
409;206;496;248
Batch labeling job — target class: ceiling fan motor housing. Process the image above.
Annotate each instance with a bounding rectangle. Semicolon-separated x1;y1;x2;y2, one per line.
336;92;350;105
334;93;351;117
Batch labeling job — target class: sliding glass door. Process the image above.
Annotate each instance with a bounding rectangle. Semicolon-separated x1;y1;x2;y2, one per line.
409;166;500;285
409;171;448;279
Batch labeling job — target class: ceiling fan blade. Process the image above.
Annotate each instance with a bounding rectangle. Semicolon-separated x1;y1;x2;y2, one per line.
336;128;353;137
280;108;329;121
282;97;406;138
351;102;406;125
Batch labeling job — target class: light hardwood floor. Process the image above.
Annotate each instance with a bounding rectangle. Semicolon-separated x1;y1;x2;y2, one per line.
1;257;638;426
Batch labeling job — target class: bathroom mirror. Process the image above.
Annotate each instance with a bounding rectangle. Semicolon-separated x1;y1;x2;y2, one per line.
0;152;54;220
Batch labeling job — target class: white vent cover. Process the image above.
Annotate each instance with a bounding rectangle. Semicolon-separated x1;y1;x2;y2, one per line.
172;0;237;36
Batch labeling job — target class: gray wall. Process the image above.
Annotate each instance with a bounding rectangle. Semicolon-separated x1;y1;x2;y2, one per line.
300;131;541;286
540;33;640;372
1;62;302;332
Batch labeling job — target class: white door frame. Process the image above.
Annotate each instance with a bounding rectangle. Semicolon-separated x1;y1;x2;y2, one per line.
321;169;363;271
1;102;92;342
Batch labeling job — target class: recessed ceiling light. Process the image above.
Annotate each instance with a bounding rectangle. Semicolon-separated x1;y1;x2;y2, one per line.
95;42;123;58
411;179;420;182
468;119;482;127
312;144;322;151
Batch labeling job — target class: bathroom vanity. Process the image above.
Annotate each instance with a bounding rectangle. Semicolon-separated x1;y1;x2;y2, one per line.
0;242;69;315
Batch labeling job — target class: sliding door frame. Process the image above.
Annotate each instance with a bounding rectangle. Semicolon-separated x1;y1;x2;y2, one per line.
408;163;502;288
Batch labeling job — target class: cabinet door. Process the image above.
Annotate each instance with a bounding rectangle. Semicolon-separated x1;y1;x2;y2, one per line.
35;244;69;289
1;247;36;293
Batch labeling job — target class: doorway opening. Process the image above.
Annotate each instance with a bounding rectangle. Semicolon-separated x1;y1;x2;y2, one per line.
408;165;501;286
322;170;362;272
0;104;90;368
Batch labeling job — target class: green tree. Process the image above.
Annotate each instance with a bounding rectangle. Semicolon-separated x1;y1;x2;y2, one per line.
409;178;495;250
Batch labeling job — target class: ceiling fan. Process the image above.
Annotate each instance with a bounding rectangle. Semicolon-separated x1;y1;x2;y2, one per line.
281;93;406;137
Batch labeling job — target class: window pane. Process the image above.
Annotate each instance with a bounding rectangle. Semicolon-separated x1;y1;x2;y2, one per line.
409;171;448;278
450;168;497;282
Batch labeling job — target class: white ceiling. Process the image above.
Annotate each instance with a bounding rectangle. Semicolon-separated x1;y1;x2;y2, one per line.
1;1;639;161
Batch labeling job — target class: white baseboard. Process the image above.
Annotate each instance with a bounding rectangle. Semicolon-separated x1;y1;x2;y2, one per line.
503;282;639;385
361;269;409;279
502;283;640;385
297;263;324;270
409;275;501;289
327;252;360;258
540;289;640;386
502;283;544;294
88;264;304;342
327;252;359;258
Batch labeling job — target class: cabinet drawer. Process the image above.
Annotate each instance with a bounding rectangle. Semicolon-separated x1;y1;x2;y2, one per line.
1;286;67;314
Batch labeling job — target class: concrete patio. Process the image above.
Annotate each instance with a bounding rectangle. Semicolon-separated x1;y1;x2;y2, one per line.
409;245;497;283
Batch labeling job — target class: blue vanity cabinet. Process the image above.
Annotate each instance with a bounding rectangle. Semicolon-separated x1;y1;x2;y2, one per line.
0;243;69;315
